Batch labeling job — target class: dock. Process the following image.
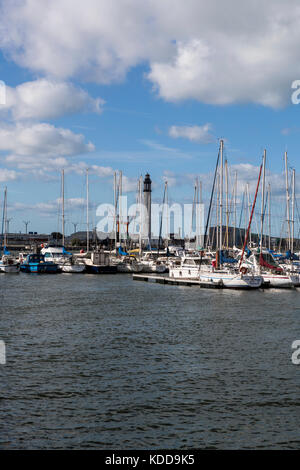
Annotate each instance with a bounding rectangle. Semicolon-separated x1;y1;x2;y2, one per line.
132;273;223;289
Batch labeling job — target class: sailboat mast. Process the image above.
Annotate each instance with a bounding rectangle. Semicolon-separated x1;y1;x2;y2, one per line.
260;150;266;255
285;151;291;251
86;168;89;252
114;171;117;251
292;168;295;253
119;171;122;245
3;187;7;248
225;159;229;249
234;171;237;247
268;183;271;251
219;139;224;253
62;169;65;246
246;183;252;246
166;180;169;249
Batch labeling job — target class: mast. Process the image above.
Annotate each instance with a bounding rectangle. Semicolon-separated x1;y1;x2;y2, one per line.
285;151;291;251
225;159;229;249
219;139;224;254
119;171;122;246
292;168;295;253
199;179;203;248
234;171;237;247
2;187;7;248
191;180;197;246
114;171;117;251
268;183;271;251
62;169;65;246
239;164;263;269
260;149;266;256
86;168;89;253
246;183;252;246
166;180;169;249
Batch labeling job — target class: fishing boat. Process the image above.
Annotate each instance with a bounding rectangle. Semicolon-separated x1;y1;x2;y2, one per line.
20;254;58;273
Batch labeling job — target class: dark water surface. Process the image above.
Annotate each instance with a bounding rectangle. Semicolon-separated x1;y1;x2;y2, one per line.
0;273;299;449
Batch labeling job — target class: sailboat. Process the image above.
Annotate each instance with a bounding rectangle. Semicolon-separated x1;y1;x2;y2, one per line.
169;140;263;288
0;187;20;273
76;169;117;273
41;170;86;272
59;170;85;273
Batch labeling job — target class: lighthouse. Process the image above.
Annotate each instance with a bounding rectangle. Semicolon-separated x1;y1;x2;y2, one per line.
143;173;152;242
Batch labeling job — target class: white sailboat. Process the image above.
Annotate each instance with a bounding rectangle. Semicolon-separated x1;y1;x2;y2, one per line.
0;187;20;273
42;170;85;273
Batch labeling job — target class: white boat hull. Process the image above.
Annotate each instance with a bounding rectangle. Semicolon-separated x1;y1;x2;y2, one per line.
169;266;262;289
60;264;86;273
0;263;20;273
262;274;293;288
117;263;144;273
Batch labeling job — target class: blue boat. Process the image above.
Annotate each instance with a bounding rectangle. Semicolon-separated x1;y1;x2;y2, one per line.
20;254;58;273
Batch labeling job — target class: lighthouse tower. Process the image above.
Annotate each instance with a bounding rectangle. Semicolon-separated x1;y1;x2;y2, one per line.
143;173;152;242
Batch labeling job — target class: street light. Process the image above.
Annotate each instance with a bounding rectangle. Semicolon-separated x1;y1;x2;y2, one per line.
23;220;30;234
6;218;13;234
72;222;79;233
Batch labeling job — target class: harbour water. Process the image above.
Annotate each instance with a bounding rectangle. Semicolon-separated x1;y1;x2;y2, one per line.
0;273;299;449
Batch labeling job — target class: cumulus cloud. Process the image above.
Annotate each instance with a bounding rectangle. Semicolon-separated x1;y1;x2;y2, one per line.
169;124;214;143
1;1;300;107
1;79;104;120
0;123;94;173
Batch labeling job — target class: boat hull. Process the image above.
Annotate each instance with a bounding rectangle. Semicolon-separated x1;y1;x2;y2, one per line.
261;274;293;288
0;263;20;273
85;265;117;274
20;263;58;273
60;264;86;273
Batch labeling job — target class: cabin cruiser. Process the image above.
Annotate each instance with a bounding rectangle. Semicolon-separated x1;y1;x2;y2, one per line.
0;254;20;273
110;255;144;273
169;255;263;289
140;252;167;273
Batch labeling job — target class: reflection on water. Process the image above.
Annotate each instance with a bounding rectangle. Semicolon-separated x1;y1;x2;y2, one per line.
0;273;299;449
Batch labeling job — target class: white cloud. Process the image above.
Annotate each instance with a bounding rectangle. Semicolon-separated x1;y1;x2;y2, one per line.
1;79;104;120
1;1;300;107
0;168;18;182
0;123;94;173
169;124;214;143
12;197;87;217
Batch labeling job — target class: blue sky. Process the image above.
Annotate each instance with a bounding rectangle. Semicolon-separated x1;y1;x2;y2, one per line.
0;1;300;238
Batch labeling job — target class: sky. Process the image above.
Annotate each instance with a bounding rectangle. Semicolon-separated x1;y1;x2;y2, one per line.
1;0;300;238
